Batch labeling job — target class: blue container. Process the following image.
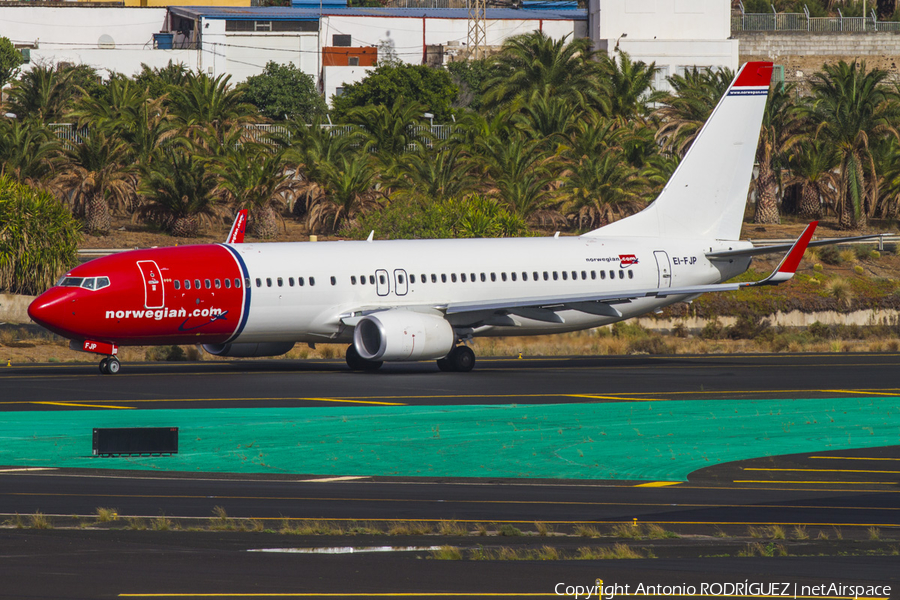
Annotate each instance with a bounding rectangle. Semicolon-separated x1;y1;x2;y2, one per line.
153;33;174;50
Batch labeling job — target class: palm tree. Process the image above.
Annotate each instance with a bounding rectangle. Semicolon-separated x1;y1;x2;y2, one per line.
808;60;900;229
139;145;219;237
171;72;258;145
213;143;293;239
6;65;78;122
345;98;429;167
308;153;378;233
513;91;581;150
784;139;839;219
597;51;661;121
560;149;649;230
482;31;603;112
754;82;805;224
387;143;477;203
0;119;60;186
54;130;135;233
654;67;734;157
478;134;556;220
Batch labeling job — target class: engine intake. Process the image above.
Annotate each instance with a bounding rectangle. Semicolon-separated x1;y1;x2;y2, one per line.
201;342;295;358
353;309;454;362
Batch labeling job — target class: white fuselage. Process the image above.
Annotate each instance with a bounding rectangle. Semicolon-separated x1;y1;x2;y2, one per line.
231;235;752;344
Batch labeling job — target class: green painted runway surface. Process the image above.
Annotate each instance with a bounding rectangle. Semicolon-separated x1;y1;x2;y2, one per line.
2;397;898;480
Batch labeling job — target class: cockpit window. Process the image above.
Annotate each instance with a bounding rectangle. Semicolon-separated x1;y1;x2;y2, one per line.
57;276;110;290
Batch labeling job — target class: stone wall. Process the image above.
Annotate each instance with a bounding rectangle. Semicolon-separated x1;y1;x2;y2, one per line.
736;32;900;85
0;294;35;324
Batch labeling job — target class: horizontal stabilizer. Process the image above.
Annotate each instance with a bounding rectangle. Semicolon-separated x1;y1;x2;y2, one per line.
707;232;883;259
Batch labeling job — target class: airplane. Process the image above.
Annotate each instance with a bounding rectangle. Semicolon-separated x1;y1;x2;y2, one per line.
27;61;831;375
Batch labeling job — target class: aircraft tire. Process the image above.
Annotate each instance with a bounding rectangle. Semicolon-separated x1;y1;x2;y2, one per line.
436;357;452;372
106;358;121;374
99;358;109;374
346;345;365;370
448;346;475;372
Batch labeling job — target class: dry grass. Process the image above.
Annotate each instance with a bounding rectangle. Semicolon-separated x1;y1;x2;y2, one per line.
127;517;147;531
576;543;645;560
645;524;679;539
534;522;553;537
792;525;809;540
430;545;463;560
209;506;237;531
611;523;642;539
152;516;174;531
574;524;602;538
437;520;468;536
868;527;882;541
388;521;433;536
280;520;345;536
738;542;789;557
94;507;118;523
29;512;52;529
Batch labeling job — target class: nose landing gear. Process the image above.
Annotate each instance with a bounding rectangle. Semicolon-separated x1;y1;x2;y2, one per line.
99;357;120;374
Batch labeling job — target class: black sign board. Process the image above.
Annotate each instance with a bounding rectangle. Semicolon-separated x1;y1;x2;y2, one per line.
92;427;178;457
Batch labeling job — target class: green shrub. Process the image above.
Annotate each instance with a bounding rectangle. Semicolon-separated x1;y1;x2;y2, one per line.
818;246;842;265
0;176;81;295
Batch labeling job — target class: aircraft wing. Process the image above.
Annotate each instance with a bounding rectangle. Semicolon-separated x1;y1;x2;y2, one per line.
439;221;818;322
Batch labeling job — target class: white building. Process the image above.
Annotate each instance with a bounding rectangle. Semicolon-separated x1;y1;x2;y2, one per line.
1;4;586;106
0;6;200;79
588;0;738;90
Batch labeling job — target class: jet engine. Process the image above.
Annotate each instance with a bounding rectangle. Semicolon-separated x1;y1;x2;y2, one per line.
353;309;455;362
201;342;295;358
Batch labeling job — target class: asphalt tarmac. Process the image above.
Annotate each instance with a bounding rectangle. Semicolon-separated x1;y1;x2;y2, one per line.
1;354;899;599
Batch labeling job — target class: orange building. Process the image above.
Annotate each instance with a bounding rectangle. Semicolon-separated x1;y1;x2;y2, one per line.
322;46;377;67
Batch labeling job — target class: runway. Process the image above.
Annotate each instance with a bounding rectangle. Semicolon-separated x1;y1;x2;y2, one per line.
1;354;899;599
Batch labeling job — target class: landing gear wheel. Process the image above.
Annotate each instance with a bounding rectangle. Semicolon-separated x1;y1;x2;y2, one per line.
448;346;475;372
106;358;120;374
99;358;109;374
346;345;383;372
436;357;452;372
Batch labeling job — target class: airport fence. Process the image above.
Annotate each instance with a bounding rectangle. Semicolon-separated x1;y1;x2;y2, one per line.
732;2;900;32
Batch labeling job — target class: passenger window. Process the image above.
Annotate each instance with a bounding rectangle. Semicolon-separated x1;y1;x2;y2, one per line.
581;271;587;280
174;280;181;290
398;274;405;284
609;270;615;279
461;273;467;283
184;280;191;290
369;275;375;285
224;279;231;289
379;275;385;285
628;271;634;279
490;273;496;282
522;272;527;281
288;278;294;287
255;278;262;287
410;274;416;284
553;272;559;281
470;273;476;282
203;279;210;289
330;276;336;286
601;271;606;280
421;274;427;283
572;271;577;280
215;279;221;289
298;277;305;286
351;276;357;285
480;273;486;282
562;272;568;281
533;272;539;281
591;271;597;280
277;277;283;287
619;271;624;279
195;279;202;290
451;273;457;283
441;274;447;283
266;278;272;287
502;273;508;282
543;272;549;281
310;277;316;286
360;276;366;285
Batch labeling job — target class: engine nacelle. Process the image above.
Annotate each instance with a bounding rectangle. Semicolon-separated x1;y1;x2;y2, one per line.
201;342;295;358
353;309;455;362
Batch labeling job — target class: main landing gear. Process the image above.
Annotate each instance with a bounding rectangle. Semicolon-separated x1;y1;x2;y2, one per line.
99;357;120;375
345;345;383;372
437;345;475;373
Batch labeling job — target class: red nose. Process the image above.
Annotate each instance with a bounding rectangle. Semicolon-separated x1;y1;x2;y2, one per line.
28;288;78;339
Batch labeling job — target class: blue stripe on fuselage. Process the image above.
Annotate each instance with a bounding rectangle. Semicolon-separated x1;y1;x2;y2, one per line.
221;244;251;344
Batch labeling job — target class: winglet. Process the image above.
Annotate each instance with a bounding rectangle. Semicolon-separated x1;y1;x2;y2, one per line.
226;209;247;244
754;221;817;286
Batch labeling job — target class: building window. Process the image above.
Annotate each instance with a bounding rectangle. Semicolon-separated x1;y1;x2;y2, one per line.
333;34;352;46
348;57;359;66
